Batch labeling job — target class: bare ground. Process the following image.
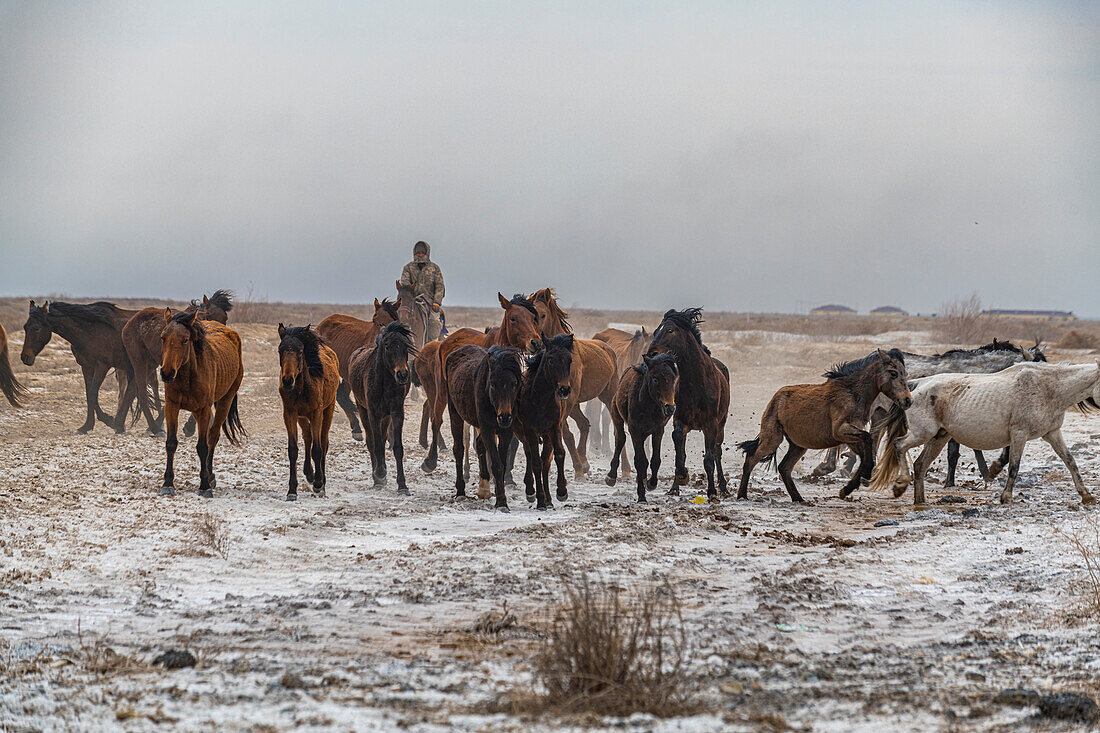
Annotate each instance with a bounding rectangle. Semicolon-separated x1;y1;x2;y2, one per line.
2;314;1100;732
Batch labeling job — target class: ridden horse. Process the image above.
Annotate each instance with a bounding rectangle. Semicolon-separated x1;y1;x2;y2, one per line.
317;299;400;441
395;280;431;352
515;335;575;510
872;361;1100;505
277;324;339;501
647;308;731;501
159;311;245;498
811;339;1046;486
738;349;911;502
418;293;541;472
589;326;649;457
21;300;139;434
349;322;418;495
0;321;28;408
445;344;523;509
605;353;679;502
527;289;617;479
121;291;233;436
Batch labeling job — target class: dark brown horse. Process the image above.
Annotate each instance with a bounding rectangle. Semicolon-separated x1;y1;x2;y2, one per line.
418;293;541;472
646;308;731;501
159;311;245;498
21;300;139;433
395;280;431;352
121;291;233;435
738;349;911;502
445;344;523;509
605;353;679;502
589;326;649;458
349;321;418;495
278;324;339;501
0;321;28;408
515;334;574;509
317;299;400;441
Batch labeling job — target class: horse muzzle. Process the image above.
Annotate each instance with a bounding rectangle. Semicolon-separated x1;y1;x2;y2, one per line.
662;403;676;418
281;376;295;390
556;386;571;400
898;396;913;409
497;414;513;429
528;340;542;354
395;370;410;385
161;368;176;383
20;352;34;366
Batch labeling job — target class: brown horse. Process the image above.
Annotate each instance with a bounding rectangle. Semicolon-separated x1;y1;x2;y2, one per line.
0;321;28;408
589;326;649;458
317;298;400;441
278;324;339;501
159;311;245;498
395;280;431;352
647;308;731;501
121;291;233;436
605;352;679;502
738;349;911;502
418;293;541;472
21;300;139;433
528;288;617;479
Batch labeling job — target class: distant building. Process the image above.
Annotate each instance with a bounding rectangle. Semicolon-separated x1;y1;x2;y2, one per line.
982;309;1076;321
870;305;908;317
810;304;856;316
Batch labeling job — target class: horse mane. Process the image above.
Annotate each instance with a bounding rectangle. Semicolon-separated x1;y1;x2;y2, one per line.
936;340;1022;358
658;308;710;355
207;289;234;313
170;310;208;352
44;301;123;328
379;298;400;321
509;293;538;319
279;325;324;377
530;288;572;333
824;348;905;380
634;351;676;376
487;345;523;380
379;320;417;355
525;333;574;371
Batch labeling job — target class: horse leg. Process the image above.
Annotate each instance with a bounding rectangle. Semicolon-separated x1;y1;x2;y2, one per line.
998;435;1027;504
520;433;537;503
193;406;214;498
1043;428;1094;504
310;413;326;495
537;436;554;510
92;366;116;429
737;414;784;500
605;409;627;487
503;434;519;488
76;364;104;433
284;411;300;501
972;449;989;481
390;410;408;496
485;431;509;511
702;430;720;502
465;424;474;485
450;411;466;499
836;423;872;499
987;447;1010;481
475;431;491;500
632;432;649;502
560;416;585;480
585;400;602;455
911;431;950;505
568;403;592;476
112;369;130;434
553;423;568;501
811;447;839;478
672;421;688;489
335;379;364;441
839;448;859;478
160;401;180;495
301;417;315;485
422;381;447;472
777;441;808;503
373;416;391;487
944;439;961;488
419;397;431;449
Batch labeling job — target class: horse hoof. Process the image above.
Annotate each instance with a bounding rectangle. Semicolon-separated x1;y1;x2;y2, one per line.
352;432;364;442
556;490;568;500
198;489;214;499
397;487;411;496
454;494;467;502
504;480;516;489
675;473;689;486
495;505;510;513
421;461;435;473
1082;495;1096;505
76;427;92;435
605;475;616;487
313;487;326;498
159;486;175;497
667;487;680;496
637;497;647;504
536;506;547;512
708;495;721;504
860;477;870;487
526;493;535;503
286;493;298;502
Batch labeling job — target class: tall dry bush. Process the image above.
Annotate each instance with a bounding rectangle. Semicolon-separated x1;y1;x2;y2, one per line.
937;294;988;344
529;575;699;717
1058;514;1100;619
1060;330;1100;350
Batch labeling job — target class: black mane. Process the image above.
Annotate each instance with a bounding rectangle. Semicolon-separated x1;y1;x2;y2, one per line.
279;326;324;377
510;293;538;319
379;320;417;355
634;351;676;375
825;348;904;380
524;334;573;372
379;298;400;320
488;345;524;381
656;308;710;355
936;339;1023;358
170;310;208;351
42;301;123;328
206;289;234;313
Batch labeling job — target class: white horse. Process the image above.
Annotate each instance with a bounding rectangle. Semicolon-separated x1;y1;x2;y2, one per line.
871;361;1100;504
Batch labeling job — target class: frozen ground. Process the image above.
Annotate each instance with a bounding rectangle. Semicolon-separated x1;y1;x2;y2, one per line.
1;322;1099;732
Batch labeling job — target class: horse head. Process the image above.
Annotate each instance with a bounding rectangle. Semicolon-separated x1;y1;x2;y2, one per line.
21;299;53;366
161;309;203;383
641;352;679;418
498;292;541;354
486;346;523;429
378;321;416;385
874;348;912;409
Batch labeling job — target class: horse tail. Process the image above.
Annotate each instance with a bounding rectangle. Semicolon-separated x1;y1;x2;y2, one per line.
869;404;908;493
221;394;246;446
410;360;422;388
0;336;28;408
737;436;777;471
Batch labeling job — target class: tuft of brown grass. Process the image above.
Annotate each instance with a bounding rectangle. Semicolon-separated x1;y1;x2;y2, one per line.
522;575;700;718
937;294;988;344
193;511;233;560
1057;514;1100;619
71;623;149;676
1060;330;1100;350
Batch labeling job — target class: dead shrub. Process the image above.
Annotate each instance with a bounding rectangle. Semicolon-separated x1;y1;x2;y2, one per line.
1057;514;1100;619
1060;330;1100;350
937;294;988;344
193;512;233;560
527;575;699;717
70;623;149;676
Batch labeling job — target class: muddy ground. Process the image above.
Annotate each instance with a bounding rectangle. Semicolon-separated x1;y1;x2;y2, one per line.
2;311;1099;732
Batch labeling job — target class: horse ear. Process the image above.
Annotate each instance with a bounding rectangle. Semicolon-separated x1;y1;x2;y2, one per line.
183;310;198;327
278;323;286;339
564;333;575;350
374;298;381;309
202;294;211;307
642;354;653;368
305;323;312;332
164;307;173;323
395;280;401;291
28;299;35;310
876;348;888;360
498;292;510;309
541;334;552;349
42;300;50;314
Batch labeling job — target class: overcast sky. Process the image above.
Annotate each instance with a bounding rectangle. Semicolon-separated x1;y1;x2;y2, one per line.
1;1;1097;315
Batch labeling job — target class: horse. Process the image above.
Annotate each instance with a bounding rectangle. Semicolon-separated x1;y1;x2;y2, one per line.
277;324;339;501
120;291;233;436
445;344;524;509
646;308;731;501
515;334;575;510
0;321;28;408
871;361;1100;505
21;300;139;433
159;310;245;498
418;293;541;472
395;280;431;352
317;298;400;441
588;326;649;457
739;349;911;502
526;289;618;480
349;321;418;495
604;352;679;502
810;339;1046;486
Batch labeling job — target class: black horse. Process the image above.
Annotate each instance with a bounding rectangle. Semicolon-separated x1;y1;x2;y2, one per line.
349;322;418;495
445;345;523;510
646;308;730;501
515;334;574;510
605;352;679;502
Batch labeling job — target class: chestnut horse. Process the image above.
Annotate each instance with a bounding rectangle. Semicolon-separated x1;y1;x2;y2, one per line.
528;288;617;479
159;311;245;498
605;352;679;502
0;321;28;407
277;324;339;501
589;326;649;458
121;291;233;436
21;300;139;434
647;308;731;501
515;335;575;509
317;298;400;441
418;293;541;472
349;322;418;495
738;349;911;503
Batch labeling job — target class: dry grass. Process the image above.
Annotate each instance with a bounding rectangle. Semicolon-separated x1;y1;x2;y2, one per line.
937;294;988;344
1058;515;1100;619
521;575;700;718
1060;330;1100;350
192;511;233;560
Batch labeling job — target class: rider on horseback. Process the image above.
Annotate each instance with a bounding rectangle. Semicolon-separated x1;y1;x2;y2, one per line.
399;241;445;341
